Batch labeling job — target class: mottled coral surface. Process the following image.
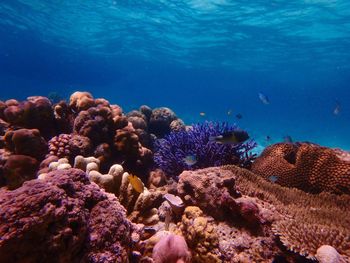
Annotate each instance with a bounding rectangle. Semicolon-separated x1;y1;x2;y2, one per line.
0;169;134;263
252;142;350;194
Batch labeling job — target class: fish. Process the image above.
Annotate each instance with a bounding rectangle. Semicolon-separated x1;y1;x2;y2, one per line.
183;154;197;166
268;175;278;183
258;92;270;105
265;135;271;142
236;113;242;119
127;174;144;193
210;129;249;144
227;109;232;115
283;135;293;143
333;101;341;115
199;112;206;117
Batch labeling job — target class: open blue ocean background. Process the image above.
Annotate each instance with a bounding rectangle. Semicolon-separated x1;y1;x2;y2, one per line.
0;0;349;150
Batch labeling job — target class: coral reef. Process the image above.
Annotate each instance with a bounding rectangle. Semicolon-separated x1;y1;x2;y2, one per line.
154;122;256;178
2;91;349;263
69;91;95;112
152;233;191;263
48;133;92;161
149;107;178;137
0;168;135;263
73;105;115;145
175;206;221;263
222;165;350;261
4;128;47;160
3;96;55;138
251;142;350;194
3;154;39;189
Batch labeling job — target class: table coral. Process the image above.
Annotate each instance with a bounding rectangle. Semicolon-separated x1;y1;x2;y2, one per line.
222;165;350;261
251;142;350;194
0;168;135;263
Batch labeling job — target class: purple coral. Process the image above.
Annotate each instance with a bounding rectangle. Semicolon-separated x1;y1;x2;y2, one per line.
154;122;256;178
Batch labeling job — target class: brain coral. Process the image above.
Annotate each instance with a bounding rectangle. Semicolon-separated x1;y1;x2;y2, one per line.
0;168;134;263
222;165;350;261
251;142;350;194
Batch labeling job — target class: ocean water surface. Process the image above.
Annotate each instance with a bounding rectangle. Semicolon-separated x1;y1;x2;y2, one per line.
1;0;350;150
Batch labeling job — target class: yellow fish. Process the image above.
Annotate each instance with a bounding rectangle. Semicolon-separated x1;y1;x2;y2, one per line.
128;174;144;193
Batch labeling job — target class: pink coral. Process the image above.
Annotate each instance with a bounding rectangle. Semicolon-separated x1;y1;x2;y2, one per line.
48;133;92;161
0;168;134;263
152;234;191;263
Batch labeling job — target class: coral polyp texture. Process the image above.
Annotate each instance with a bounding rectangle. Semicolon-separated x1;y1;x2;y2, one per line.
154;122;256;178
222;165;350;261
251;142;350;194
0;169;135;263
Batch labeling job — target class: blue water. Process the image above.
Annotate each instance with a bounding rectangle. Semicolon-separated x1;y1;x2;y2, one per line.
1;1;350;150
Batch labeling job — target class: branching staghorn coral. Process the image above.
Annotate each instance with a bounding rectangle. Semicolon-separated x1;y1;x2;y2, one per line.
154;122;256;178
221;165;350;261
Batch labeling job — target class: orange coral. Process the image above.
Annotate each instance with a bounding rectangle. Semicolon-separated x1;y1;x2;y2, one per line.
252;142;350;194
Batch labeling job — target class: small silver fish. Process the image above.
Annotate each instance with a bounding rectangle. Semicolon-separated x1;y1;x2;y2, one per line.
258;92;270;105
183;155;197;166
333;101;341;115
283;135;293;143
269;175;278;183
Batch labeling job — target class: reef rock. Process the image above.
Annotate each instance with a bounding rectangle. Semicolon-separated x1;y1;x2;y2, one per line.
0;169;134;263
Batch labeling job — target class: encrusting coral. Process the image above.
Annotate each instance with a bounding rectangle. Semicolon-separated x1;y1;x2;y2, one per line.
222;165;350;261
251;142;350;194
0;169;135;263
